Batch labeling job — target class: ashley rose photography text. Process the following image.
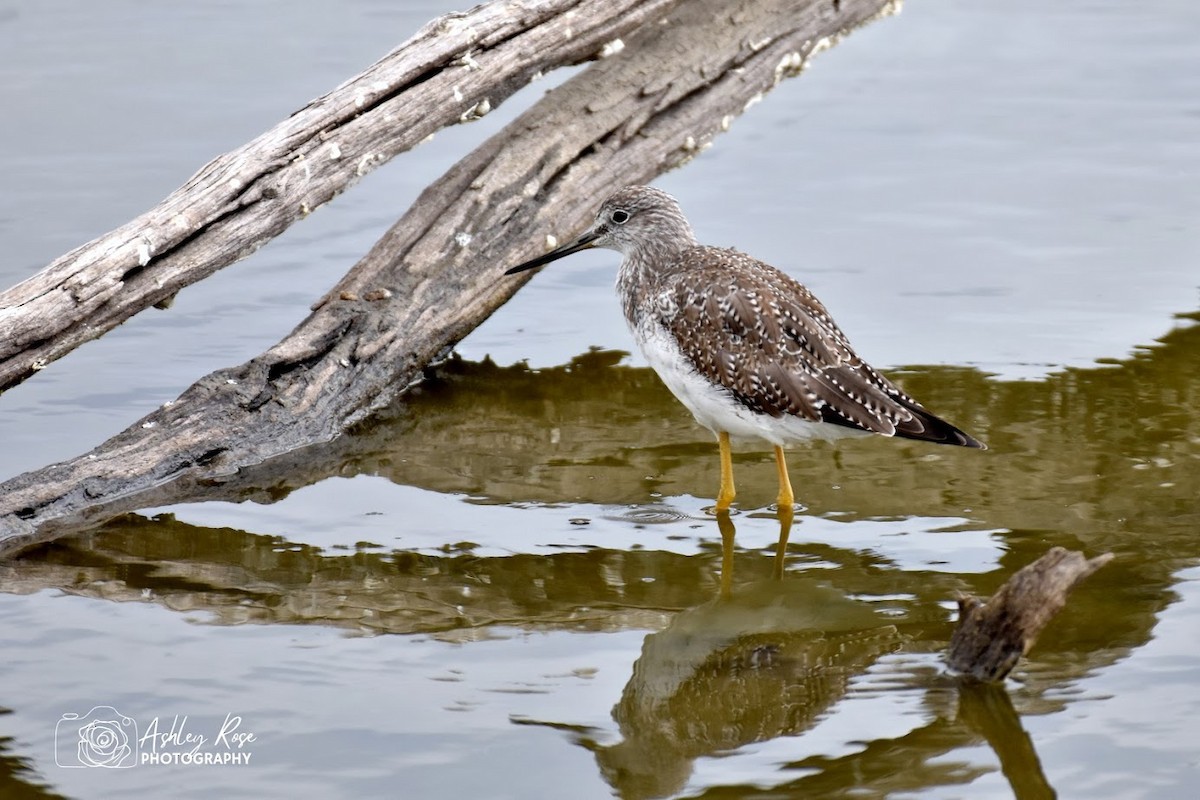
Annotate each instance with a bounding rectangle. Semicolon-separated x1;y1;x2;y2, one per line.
55;706;257;768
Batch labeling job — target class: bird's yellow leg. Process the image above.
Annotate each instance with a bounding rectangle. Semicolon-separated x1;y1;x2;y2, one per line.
773;445;794;511
716;431;736;511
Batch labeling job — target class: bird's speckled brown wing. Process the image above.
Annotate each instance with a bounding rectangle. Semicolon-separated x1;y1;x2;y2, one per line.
658;247;982;446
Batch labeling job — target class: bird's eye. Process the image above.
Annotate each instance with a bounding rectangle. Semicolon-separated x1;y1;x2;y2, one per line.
610;209;630;225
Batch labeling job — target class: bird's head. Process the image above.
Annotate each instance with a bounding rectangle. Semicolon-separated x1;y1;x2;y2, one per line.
504;185;696;275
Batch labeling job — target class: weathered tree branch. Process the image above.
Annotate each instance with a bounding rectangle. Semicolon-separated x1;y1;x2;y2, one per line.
0;0;679;391
0;0;896;554
947;546;1114;681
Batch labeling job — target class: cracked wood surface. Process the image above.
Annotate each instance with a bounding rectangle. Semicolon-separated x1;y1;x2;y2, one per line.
0;0;894;555
0;0;678;391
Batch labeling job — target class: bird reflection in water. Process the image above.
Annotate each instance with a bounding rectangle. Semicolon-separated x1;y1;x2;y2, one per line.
592;509;899;798
516;509;1059;800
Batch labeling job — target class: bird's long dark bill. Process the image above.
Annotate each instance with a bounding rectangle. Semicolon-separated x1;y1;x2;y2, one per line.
503;230;601;275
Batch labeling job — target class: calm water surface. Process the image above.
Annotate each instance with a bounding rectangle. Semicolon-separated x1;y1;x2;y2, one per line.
1;1;1199;798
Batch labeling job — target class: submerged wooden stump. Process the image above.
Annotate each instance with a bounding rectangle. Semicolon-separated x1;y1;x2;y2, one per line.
947;547;1113;682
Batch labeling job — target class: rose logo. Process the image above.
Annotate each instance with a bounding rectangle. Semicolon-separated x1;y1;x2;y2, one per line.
77;717;133;767
55;706;139;768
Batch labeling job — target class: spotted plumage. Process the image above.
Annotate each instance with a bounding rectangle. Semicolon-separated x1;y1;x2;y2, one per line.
505;185;984;510
657;250;977;444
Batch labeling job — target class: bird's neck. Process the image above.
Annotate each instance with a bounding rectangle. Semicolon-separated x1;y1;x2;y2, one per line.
615;239;695;326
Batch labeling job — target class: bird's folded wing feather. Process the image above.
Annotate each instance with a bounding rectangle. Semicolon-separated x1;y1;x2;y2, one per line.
660;249;922;437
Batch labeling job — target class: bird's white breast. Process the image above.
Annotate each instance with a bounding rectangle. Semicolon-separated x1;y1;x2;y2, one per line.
632;318;869;447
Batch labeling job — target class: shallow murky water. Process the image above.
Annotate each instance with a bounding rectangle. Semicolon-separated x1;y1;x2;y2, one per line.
2;1;1199;798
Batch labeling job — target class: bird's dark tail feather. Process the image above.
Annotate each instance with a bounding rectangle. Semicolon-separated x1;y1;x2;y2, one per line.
818;397;986;449
894;398;986;449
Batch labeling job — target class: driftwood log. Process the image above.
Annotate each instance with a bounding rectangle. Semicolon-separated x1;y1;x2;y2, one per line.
0;0;681;392
947;546;1114;681
0;0;896;553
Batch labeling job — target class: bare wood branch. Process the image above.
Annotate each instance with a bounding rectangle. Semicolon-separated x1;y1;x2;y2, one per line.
0;0;895;554
0;0;679;391
947;547;1114;681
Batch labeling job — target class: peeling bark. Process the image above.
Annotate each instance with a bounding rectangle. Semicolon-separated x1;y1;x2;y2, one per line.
0;0;680;391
